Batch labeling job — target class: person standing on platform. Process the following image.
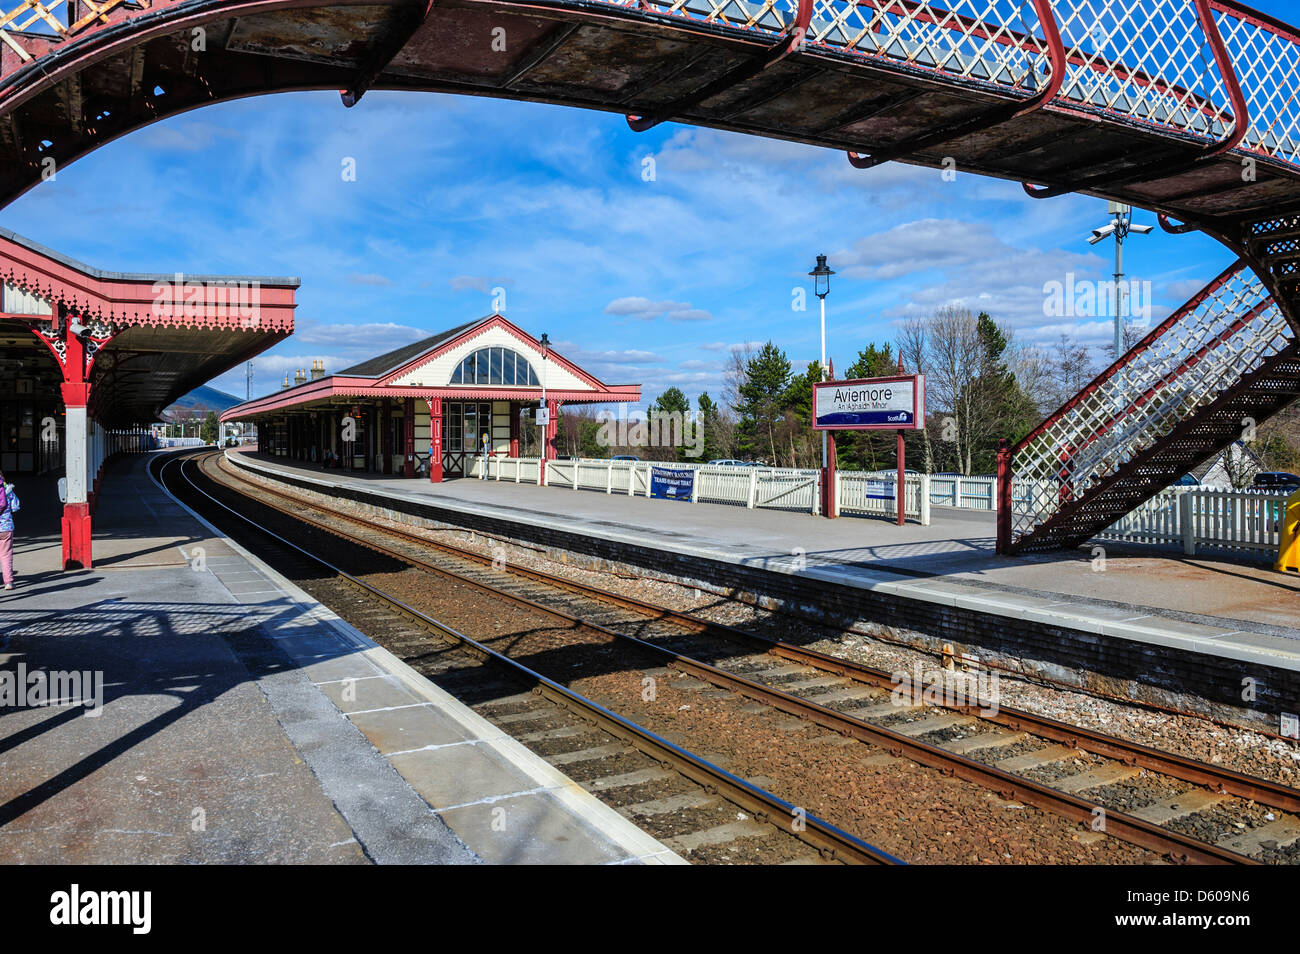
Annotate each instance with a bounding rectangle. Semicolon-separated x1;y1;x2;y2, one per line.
0;470;20;591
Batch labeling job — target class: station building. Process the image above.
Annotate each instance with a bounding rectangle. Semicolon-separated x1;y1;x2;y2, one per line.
220;314;639;480
0;228;297;569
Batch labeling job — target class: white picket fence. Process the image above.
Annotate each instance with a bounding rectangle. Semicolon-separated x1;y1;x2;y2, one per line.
929;474;997;511
467;456;937;521
466;457;1291;557
1098;487;1289;557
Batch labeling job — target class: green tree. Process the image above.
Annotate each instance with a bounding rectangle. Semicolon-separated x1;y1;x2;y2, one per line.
697;392;724;461
958;313;1039;473
734;341;791;464
201;410;219;444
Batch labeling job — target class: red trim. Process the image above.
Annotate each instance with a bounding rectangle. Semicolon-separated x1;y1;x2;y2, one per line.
995;439;1011;554
848;0;1063;170
1022;0;1250;200
1196;0;1250;160
375;314;611;392
810;375;925;431
0;233;297;330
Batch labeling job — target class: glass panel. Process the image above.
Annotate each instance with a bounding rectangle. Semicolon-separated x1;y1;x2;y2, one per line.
489;348;503;385
449;363;462;384
504;351;517;386
476;350;489;383
462;402;476;451
525;360;538;387
464;356;476;384
447;402;462;451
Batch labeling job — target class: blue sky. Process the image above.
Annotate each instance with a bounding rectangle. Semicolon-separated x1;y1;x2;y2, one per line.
3;16;1285;408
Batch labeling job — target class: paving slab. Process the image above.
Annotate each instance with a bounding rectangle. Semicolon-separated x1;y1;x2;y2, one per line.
0;452;682;865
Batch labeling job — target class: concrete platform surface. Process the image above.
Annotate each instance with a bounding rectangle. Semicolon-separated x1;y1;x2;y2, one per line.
0;452;680;865
230;450;1300;674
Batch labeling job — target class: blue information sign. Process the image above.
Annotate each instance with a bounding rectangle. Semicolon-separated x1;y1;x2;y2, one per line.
650;466;694;501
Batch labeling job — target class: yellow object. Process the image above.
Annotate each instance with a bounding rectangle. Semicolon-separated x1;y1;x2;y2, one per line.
1276;489;1300;574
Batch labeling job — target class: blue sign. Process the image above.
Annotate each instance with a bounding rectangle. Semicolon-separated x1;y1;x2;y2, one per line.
864;480;895;501
650;466;694;501
813;375;925;431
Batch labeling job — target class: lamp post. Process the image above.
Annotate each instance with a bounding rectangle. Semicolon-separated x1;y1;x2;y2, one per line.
1087;201;1152;361
539;332;550;468
809;254;835;516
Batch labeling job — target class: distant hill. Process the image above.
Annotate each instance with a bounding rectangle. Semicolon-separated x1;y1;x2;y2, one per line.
165;384;243;417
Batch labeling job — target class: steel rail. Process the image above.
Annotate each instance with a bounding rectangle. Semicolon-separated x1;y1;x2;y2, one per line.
217;453;1300;817
211;452;1266;865
169;452;898;866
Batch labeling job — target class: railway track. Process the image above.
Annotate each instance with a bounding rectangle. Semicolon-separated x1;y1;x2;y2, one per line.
160;451;898;865
213;451;1300;865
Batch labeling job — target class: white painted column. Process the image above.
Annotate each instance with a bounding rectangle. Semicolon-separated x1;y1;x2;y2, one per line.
65;406;88;504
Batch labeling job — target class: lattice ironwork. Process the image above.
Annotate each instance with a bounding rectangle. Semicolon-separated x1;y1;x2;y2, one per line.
1213;2;1300;165
0;0;133;61
1050;0;1236;140
1005;260;1296;550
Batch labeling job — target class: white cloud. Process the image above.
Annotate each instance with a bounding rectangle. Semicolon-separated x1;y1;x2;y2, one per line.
603;296;712;322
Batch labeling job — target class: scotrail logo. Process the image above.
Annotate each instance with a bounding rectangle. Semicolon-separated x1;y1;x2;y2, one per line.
50;885;151;934
0;664;103;716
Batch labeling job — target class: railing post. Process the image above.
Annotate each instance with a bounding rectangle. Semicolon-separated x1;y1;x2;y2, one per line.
607;460;613;494
920;473;931;526
747;470;757;509
995;439;1012;554
1180;490;1196;556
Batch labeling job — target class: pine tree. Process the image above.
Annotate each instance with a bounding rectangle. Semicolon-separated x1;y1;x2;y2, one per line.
734;341;791;464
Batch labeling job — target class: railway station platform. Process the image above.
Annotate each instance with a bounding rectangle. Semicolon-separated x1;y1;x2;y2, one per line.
225;450;1300;721
0;452;680;865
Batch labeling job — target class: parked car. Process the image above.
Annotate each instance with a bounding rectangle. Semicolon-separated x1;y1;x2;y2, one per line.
611;454;641;462
1252;472;1300;493
1173;473;1199;487
707;459;755;467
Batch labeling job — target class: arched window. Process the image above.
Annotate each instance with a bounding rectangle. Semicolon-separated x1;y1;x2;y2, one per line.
449;347;540;386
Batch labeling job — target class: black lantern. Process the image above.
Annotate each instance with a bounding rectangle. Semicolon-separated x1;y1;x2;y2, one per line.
808;254;834;299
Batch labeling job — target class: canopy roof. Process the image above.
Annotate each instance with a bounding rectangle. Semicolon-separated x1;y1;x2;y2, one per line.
222;313;639;422
0;228;297;427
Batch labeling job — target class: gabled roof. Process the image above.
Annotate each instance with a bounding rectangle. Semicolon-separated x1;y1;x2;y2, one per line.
337;316;492;377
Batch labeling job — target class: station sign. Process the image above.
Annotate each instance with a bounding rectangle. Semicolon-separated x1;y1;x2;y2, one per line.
812;374;925;430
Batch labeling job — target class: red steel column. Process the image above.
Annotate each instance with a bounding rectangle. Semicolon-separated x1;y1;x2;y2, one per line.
509;404;520;458
996;438;1012;554
824;431;837;518
545;399;559;460
428;397;443;483
381;399;392;474
60;329;92;570
403;398;415;477
896;429;906;526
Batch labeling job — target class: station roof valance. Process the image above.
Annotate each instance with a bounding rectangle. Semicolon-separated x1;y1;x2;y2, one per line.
0;229;297;427
222;314;640;422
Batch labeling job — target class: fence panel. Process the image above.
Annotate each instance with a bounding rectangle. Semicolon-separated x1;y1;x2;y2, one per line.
1098;487;1286;558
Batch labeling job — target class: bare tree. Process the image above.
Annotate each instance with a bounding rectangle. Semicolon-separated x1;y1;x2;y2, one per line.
926;305;982;474
1049;332;1096;410
897;315;935;473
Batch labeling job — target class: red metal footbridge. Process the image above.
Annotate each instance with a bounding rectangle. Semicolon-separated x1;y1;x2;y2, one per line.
3;0;1300;553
